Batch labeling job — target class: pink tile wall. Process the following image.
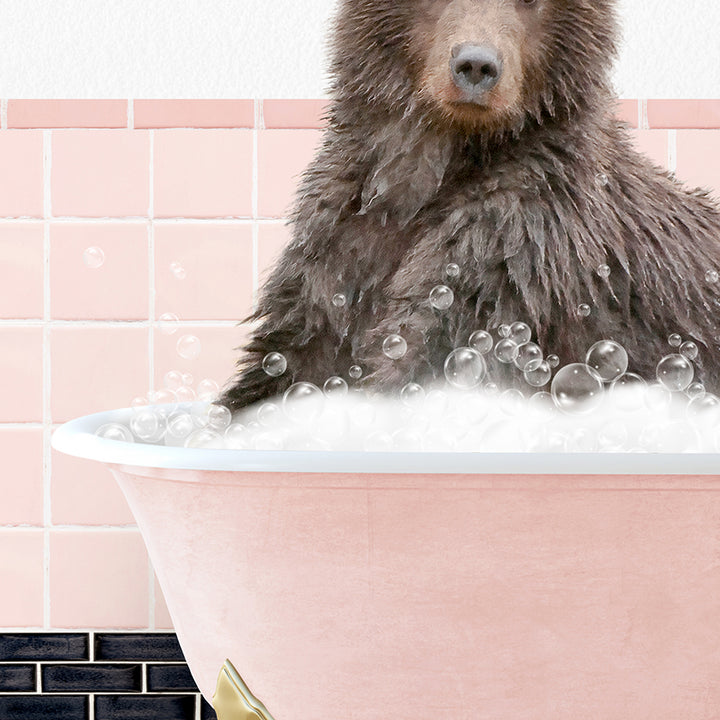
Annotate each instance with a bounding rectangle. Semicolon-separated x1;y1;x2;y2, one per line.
0;98;719;634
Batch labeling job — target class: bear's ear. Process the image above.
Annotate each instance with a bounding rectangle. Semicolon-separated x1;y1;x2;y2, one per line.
359;121;455;226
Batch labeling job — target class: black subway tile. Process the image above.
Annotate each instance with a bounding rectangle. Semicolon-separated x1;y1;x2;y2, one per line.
0;695;87;720
42;664;142;693
200;696;218;719
94;633;184;662
94;694;196;720
0;664;36;692
0;633;88;661
146;664;198;692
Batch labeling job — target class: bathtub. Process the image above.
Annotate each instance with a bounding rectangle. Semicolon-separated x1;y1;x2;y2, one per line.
53;404;720;720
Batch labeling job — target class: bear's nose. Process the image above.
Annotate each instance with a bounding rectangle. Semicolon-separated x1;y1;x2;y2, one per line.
450;44;503;94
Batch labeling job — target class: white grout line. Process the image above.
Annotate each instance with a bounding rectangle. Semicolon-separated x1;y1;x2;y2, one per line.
0;216;287;224
149;130;156;398
127;99;134;130
0;99;7;129
668;129;678;174
252;99;260;311
148;561;156;631
640;98;649;130
0;319;245;327
637;98;643;130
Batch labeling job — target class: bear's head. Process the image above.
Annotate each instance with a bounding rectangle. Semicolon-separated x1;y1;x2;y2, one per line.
330;0;619;134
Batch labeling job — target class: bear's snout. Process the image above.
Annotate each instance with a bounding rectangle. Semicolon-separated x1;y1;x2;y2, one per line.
450;43;503;97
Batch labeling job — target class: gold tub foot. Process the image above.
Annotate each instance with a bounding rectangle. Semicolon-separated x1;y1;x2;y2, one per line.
213;660;276;720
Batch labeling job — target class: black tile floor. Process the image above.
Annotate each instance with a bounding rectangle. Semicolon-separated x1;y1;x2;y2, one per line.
0;632;217;720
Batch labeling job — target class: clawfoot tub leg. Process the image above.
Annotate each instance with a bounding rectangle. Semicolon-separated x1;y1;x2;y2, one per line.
213;660;277;720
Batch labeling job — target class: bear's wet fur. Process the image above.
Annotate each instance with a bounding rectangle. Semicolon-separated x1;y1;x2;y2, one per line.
221;0;720;410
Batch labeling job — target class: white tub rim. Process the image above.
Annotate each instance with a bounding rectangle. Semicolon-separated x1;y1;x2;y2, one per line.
50;404;720;476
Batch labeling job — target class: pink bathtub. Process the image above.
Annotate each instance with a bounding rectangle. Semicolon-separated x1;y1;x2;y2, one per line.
53;405;720;719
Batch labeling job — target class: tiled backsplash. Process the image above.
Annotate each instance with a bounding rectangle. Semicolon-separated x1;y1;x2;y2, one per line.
0;98;719;637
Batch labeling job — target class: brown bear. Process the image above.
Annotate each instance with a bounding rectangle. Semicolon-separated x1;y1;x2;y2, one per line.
220;0;720;411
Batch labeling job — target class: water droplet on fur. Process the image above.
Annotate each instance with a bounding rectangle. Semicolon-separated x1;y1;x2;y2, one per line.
429;285;454;310
514;342;543;372
283;382;324;423
262;352;287;377
668;333;682;348
585;340;628;383
382;334;408;360
445;263;460;278
546;354;560;368
596;173;609;187
401;382;426;407
349;365;363;380
323;376;348;397
83;246;105;269
170;261;186;280
443;347;486;389
469;330;493;355
177;334;201;360
524;361;552;387
197;378;220;401
597;264;611;278
96;423;134;443
494;338;519;364
332;293;346;308
706;270;719;284
680;341;699;360
551;363;604;414
577;303;592;318
656;354;694;392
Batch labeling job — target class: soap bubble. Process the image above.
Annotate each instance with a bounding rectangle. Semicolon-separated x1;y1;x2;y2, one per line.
585;340;628;383
163;370;183;391
158;313;180;334
182;372;194;386
257;402;281;427
170;261;186;280
83;246;105;269
546;354;560;368
206;404;232;431
185;428;224;449
529;391;554;413
445;263;460;278
323;376;348;397
443;347;486;389
283;382;324;423
706;270;719;284
224;423;249;449
577;303;592;318
524;361;552;387
498;324;511;338
177;334;201;360
349;365;363;380
262;352;287;377
332;293;346;308
130;409;166;442
150;389;176;407
197;378;220;401
382;334;408;360
96;423;134;443
165;412;195;442
469;330;493;355
686;382;705;399
131;395;149;410
668;333;682;348
645;383;672;412
175;386;196;402
567;428;598;453
494;338;519;364
253;432;284;451
598;422;628;450
610;373;647;410
401;382;425;407
551;363;604;414
429;285;454;310
514;342;543;372
687;392;720;420
364;431;395;452
597;264;611;278
680;341;699;361
499;389;525;416
656;354;694;392
596;173;609;187
508;322;532;346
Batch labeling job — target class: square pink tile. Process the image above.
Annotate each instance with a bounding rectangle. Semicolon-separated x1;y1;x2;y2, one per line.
257;129;323;218
51;130;150;217
51;448;135;526
8;100;128;129
50;326;149;421
628;129;669;170
0;327;43;422
0;131;44;217
50;530;149;628
134;100;254;129
50;223;149;320
153;130;252;218
154;324;249;397
154;575;174;630
262;100;329;129
257;223;291;285
0;429;43;526
154;224;253;321
676;130;720;199
615;99;639;128
0;224;44;319
647;100;720;129
0;529;44;626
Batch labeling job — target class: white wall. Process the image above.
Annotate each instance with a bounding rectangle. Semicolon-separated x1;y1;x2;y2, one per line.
0;0;718;98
